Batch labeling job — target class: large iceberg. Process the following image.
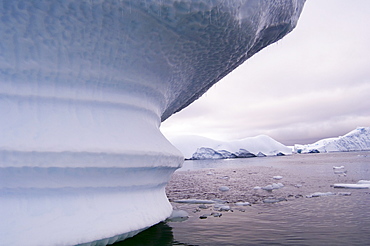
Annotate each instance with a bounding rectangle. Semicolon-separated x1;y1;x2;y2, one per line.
294;127;370;153
0;1;305;245
169;134;292;159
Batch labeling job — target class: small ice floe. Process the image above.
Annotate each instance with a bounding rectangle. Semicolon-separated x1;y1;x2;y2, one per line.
334;170;347;176
333;180;370;189
167;210;189;222
273;176;283;180
199;212;222;219
358;180;370;184
263;197;286;203
235;202;251;206
174;199;215;204
306;192;336;198
338;192;352;196
333;166;347;176
213;199;228;204
333;183;370;189
214;204;231;211
333;166;345;169
206;171;214;175
262;185;274;191
253;186;262;190
198;204;209;209
221;176;230;180
218;205;231;211
274;183;284;189
211;212;222;217
219;186;230;192
262;183;284;191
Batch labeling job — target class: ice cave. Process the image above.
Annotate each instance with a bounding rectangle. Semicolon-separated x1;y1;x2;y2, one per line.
0;1;305;245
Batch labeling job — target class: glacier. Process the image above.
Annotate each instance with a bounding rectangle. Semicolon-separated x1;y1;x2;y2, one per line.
0;1;305;245
294;127;370;154
169;134;292;160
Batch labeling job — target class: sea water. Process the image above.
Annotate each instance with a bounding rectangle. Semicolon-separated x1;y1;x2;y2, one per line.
113;151;370;246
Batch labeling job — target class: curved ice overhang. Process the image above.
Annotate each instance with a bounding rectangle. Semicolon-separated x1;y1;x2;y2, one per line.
0;1;305;245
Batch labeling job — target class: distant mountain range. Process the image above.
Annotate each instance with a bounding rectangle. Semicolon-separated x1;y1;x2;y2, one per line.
168;127;370;160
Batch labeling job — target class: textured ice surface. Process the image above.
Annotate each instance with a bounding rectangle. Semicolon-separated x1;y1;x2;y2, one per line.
295;127;370;153
0;0;305;245
170;134;293;159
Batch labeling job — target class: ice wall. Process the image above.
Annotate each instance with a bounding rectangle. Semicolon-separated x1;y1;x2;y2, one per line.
0;1;305;245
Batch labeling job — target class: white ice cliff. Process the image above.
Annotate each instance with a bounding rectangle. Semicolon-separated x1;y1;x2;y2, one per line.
294;127;370;154
0;1;305;245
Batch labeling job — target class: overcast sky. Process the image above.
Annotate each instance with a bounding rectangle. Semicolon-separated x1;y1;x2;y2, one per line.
160;0;370;146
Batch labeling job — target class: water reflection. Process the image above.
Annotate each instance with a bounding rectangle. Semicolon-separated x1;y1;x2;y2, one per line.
110;222;196;246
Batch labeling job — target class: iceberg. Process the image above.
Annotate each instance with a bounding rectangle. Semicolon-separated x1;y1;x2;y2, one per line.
0;1;305;245
171;134;292;159
294;127;370;153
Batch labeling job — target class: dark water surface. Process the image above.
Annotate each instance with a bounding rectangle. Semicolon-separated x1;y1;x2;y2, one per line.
114;151;370;246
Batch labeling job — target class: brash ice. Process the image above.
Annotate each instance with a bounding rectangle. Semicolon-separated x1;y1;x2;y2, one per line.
0;1;305;245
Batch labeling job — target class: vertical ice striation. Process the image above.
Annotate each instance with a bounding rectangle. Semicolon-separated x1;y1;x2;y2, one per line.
0;1;305;245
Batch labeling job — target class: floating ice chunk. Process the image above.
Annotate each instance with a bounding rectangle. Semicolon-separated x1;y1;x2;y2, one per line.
173;199;215;204
273;176;283;180
254;186;262;190
333;183;370;189
219;186;230;192
235;202;251;206
333;166;345;169
211;212;222;217
272;183;284;189
207;171;214;175
306;192;336;198
357;180;370;184
338;192;352;196
262;183;284;191
198;204;209;209
167;210;189;222
216;205;231;211
213;199;228;204
262;185;274;191
263;197;286;203
334;170;347;176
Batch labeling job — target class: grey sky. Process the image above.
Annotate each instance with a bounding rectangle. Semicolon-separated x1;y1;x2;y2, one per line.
161;0;370;146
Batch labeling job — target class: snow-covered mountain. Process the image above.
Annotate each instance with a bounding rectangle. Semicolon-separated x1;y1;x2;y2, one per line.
294;127;370;153
169;135;292;160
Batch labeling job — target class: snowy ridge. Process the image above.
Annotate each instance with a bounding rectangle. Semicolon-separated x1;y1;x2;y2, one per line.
0;1;305;245
294;127;370;153
169;135;292;160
